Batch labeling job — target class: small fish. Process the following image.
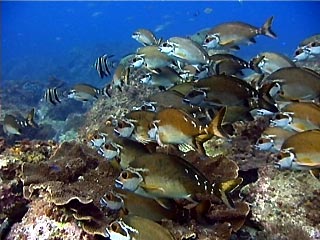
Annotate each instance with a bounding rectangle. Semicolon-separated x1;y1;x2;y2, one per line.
274;130;320;178
279;102;320;132
250;52;296;75
138;67;183;90
68;83;110;102
100;189;176;221
150;107;227;154
294;41;320;61
255;127;295;152
209;53;250;76
262;67;320;101
183;75;257;108
115;152;239;208
44;87;64;105
98;137;152;169
159;37;210;65
115;110;156;144
132;28;161;46
131;46;174;72
3;108;38;135
94;54;117;78
203;16;277;50
105;215;175;240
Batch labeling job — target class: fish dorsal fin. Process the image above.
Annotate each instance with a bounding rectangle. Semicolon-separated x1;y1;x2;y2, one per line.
206;107;228;138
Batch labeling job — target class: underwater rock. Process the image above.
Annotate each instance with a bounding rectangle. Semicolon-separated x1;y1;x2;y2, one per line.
242;165;320;239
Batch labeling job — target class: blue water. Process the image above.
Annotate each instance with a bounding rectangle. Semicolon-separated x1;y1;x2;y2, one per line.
2;1;320;85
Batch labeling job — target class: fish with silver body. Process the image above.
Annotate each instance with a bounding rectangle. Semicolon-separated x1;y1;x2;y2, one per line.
249;52;296;75
294;41;320;61
132;28;161;46
67;83;110;102
138;66;184;90
159;37;210;65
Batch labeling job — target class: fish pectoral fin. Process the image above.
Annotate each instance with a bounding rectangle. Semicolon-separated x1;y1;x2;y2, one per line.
140;183;165;193
178;143;195;153
147;67;161;74
220;39;236;46
154;198;173;210
290;122;308;132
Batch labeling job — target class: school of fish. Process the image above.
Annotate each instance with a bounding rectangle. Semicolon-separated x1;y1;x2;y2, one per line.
3;16;320;239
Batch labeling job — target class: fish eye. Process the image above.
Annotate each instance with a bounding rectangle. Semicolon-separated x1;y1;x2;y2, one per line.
310;42;316;47
110;222;120;232
162;42;168;47
105;192;113;200
132;58;137;62
258;139;264;144
295;49;303;56
205;38;211;43
118;121;124;128
121;171;129;179
276;154;283;160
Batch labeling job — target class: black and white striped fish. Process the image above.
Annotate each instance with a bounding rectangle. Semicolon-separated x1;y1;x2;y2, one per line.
44;87;63;105
94;54;117;78
3;108;38;135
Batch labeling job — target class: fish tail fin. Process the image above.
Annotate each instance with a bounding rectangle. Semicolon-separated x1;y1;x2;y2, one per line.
249;56;265;73
26;108;38;128
256;82;280;113
206;107;228;138
260;16;277;39
212;177;243;208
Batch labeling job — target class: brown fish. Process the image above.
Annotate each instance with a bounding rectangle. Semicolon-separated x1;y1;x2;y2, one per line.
275;130;320;178
106;215;175;240
115;152;240;208
262;67;320;101
250;52;296;75
151;107;227;154
203;16;277;50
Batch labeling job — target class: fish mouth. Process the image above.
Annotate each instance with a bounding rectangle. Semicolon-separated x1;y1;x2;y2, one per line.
115;179;124;189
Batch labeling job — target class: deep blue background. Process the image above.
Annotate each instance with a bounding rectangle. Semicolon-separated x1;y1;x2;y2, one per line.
2;1;320;85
